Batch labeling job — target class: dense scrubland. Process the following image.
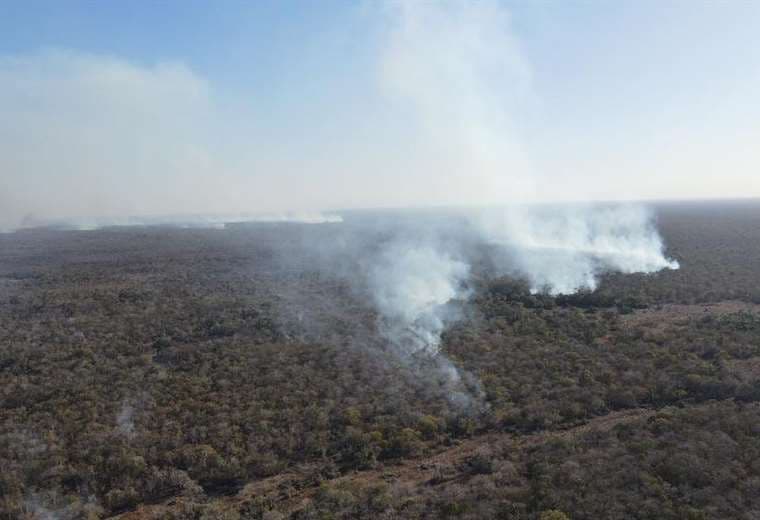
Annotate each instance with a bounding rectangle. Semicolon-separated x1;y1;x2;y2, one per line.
2;200;760;519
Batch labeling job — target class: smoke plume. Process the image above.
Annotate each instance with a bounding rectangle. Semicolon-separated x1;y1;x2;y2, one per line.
363;237;486;409
369;241;469;356
379;0;536;205
479;204;680;294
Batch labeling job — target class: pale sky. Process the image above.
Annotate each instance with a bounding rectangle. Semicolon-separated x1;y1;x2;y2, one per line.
1;1;759;228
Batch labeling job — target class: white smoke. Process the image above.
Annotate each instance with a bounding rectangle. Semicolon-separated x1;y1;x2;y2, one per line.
369;242;469;356
116;400;136;439
377;1;679;297
379;0;536;206
354;202;678;413
366;239;485;409
479;204;680;294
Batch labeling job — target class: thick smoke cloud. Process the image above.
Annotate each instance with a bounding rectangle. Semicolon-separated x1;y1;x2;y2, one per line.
363;237;484;409
369;241;469;355
480;204;680;294
354;203;678;408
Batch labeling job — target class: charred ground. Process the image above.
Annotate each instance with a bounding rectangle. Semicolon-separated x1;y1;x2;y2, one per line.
2;200;760;519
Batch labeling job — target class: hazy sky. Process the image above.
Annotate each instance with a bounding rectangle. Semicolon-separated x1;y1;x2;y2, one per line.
1;1;759;227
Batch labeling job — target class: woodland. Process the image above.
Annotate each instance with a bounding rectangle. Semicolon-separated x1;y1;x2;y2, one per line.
1;200;760;519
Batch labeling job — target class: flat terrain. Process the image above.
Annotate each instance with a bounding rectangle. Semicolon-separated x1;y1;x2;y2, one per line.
2;200;760;520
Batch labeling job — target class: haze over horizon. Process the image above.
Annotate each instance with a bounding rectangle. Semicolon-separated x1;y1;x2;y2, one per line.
2;0;759;230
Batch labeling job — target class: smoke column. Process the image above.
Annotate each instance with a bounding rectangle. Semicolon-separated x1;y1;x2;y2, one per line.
379;0;536;206
369;241;469;356
365;238;485;409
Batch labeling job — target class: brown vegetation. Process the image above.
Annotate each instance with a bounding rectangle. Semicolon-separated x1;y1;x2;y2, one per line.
2;201;760;519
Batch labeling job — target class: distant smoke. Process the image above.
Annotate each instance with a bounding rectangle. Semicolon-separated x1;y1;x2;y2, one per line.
4;212;343;232
479;204;680;294
0;0;535;232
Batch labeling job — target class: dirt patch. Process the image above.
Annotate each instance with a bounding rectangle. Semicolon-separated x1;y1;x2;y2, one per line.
107;407;656;519
229;408;656;516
